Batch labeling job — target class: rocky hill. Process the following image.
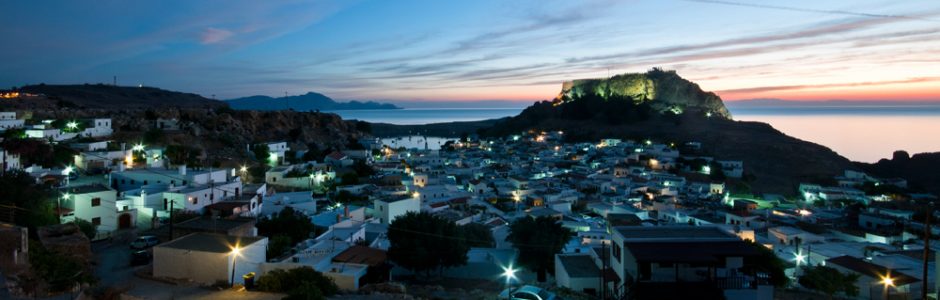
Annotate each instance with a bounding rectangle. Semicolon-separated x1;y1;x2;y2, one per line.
477;70;856;195
1;88;366;168
858;151;940;195
556;68;732;119
16;84;226;109
227;92;400;111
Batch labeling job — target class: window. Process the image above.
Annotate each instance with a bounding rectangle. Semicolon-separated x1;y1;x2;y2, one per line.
92;217;101;226
613;243;622;262
123;205;128;211
91;197;101;207
163;198;168;210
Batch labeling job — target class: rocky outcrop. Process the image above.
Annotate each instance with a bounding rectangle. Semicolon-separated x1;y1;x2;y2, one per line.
557;68;732;119
858;151;940;195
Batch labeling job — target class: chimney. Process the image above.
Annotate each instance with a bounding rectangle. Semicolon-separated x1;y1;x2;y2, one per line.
179;164;187;176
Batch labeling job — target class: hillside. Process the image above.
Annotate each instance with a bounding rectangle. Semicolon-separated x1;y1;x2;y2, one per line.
1;85;367;168
858;151;940;195
17;84;226;109
227;92;400;111
474;70;857;195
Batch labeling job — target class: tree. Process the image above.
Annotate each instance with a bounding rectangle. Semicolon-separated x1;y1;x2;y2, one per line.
461;223;495;248
28;241;96;293
72;218;98;240
340;172;359;185
252;144;270;162
798;266;860;299
256;266;338;300
506;216;574;282
743;240;789;287
387;212;469;278
267;235;293;259
164;144;201;166
256;207;315;250
0;170;57;232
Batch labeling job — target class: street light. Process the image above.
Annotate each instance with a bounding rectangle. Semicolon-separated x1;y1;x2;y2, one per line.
502;264;517;300
230;246;241;287
132;143;145;152
66;121;78;130
881;274;894;300
794;252;806;265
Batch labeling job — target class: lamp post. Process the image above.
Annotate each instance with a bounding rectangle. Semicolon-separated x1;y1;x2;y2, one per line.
230;246;241;287
502;265;517;300
880;274;894;300
794;251;806;278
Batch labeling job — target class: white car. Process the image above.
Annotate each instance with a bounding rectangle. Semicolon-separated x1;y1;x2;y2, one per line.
498;285;558;300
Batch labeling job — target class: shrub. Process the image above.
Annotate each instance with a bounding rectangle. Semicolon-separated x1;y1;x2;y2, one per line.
256;267;338;299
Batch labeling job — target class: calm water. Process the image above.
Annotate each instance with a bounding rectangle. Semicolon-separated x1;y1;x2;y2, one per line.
332;108;523;125
330;106;940;162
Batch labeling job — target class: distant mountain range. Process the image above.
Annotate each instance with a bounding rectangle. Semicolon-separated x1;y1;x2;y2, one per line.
227;92;400;111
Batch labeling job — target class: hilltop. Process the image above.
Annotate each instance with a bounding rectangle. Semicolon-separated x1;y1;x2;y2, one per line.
227;92;400;111
16;84;226;109
471;70;858;195
556;68;732;119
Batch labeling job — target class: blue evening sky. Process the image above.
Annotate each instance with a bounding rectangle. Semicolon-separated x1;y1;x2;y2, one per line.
1;0;939;103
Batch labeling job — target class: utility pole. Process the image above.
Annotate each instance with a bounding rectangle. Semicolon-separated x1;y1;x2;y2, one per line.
923;203;933;300
601;241;606;299
169;200;174;239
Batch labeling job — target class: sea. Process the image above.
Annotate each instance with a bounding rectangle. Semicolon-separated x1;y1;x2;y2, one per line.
330;106;940;163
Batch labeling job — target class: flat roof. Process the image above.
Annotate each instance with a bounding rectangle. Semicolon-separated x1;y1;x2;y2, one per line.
174;217;255;232
157;233;265;253
332;245;387;266
61;184;112;194
827;255;919;285
557;254;600;278
624;240;758;263
614;226;737;242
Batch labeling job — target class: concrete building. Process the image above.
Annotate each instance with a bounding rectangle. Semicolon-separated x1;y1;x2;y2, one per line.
374;195;420;225
555;253;602;296
610;226;773;300
0;112;24;131
153;233;267;285
59;184;135;239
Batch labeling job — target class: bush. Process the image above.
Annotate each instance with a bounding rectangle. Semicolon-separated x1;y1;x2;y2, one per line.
256;267;338;300
72;218;97;240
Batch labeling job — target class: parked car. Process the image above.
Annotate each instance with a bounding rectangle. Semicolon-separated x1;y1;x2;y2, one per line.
498;285;558;300
130;235;160;249
130;250;152;266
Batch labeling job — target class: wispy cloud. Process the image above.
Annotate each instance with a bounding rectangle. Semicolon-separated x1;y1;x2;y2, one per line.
682;0;940;22
200;27;234;44
718;76;940;94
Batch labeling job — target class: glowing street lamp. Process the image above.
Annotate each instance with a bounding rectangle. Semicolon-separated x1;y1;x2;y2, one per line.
794;252;806;265
881;274;895;299
502;264;517;299
66;121;78;130
240;165;248;173
132;143;145;152
230;245;241;287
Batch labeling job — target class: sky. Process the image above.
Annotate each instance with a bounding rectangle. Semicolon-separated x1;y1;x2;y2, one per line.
2;0;940;103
